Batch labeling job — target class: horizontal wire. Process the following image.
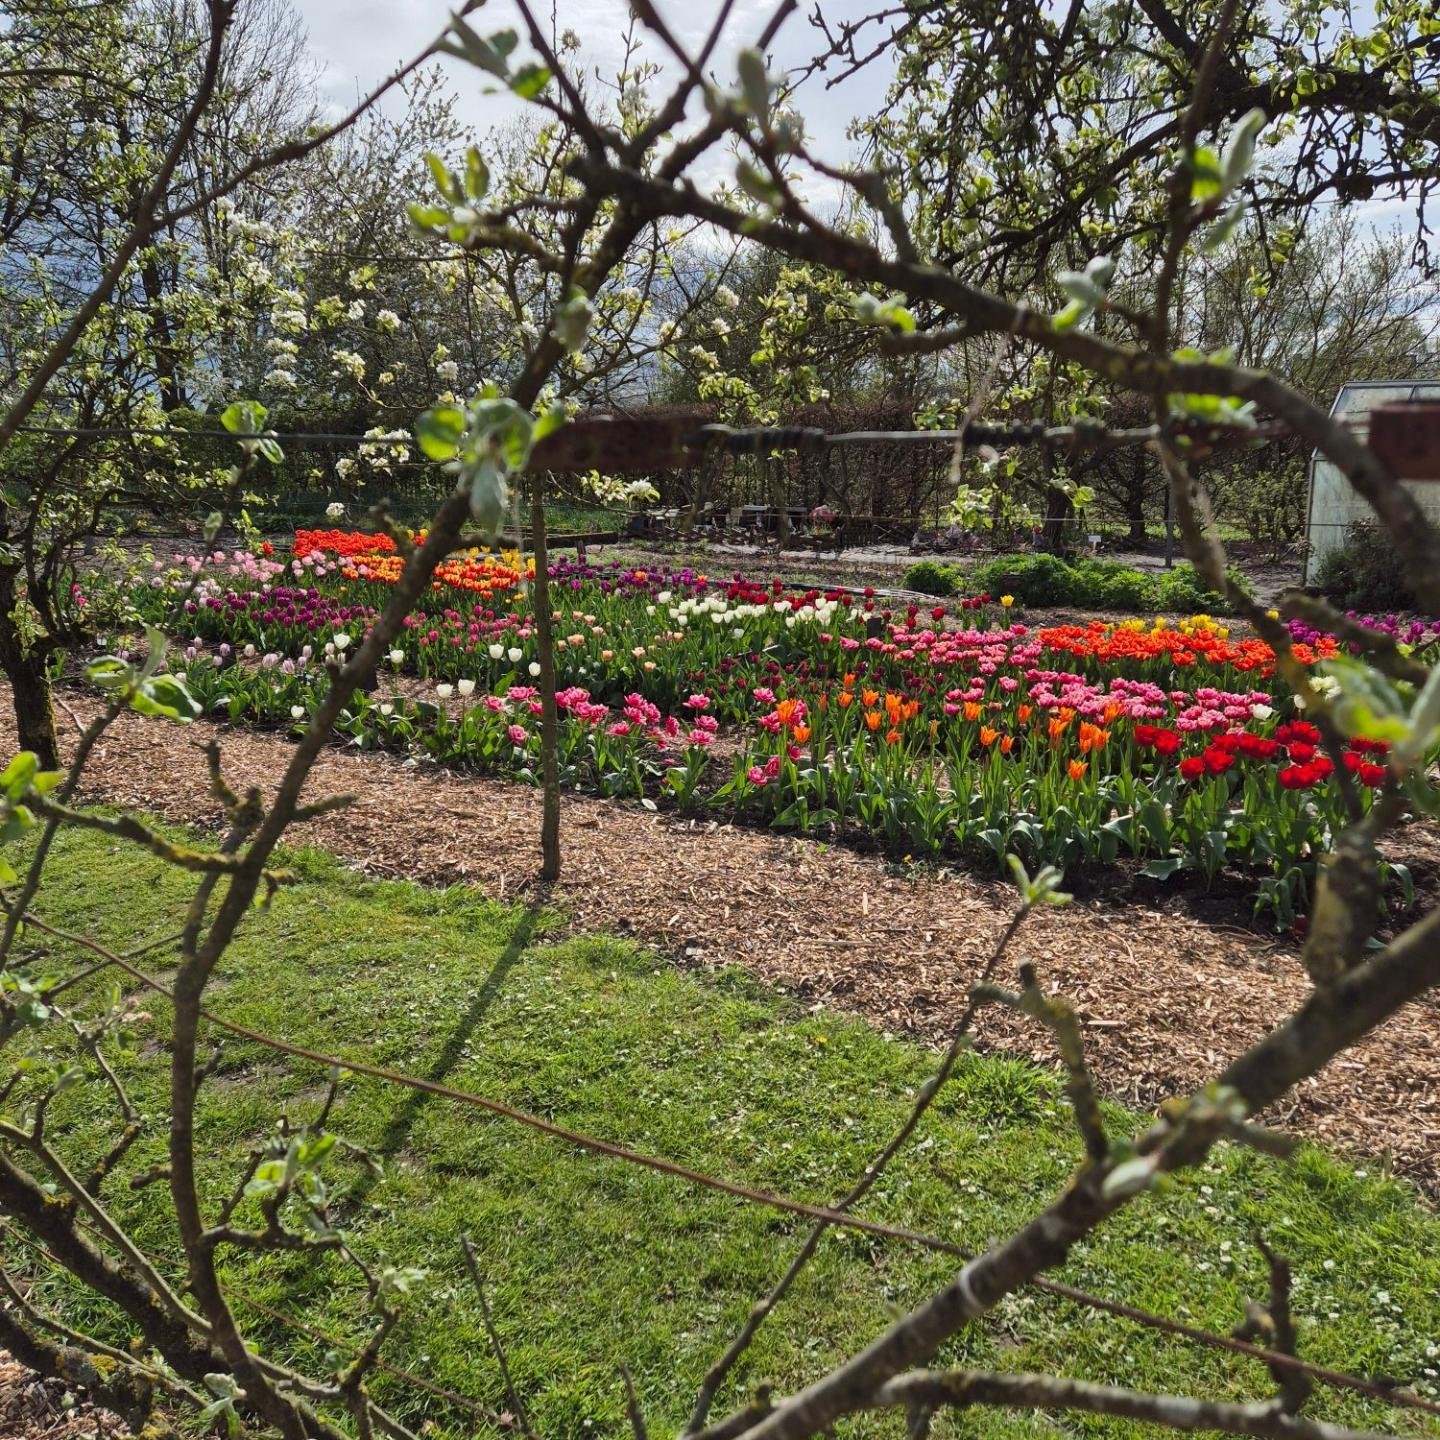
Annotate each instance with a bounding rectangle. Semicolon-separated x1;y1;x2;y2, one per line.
18;909;1440;1424
16;415;1334;453
3;1223;504;1427
17;425;418;445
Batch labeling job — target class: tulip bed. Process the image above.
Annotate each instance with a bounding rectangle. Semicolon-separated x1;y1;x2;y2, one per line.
121;530;1428;926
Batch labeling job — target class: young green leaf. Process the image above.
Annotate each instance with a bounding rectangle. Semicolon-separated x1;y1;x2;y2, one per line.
416;406;467;462
1051;298;1093;331
1057;270;1107;305
1220;107;1267;194
736;48;771;127
735;160;782;209
509;63;551;100
463;145;490;201
220;400;266;436
1200;200;1248;252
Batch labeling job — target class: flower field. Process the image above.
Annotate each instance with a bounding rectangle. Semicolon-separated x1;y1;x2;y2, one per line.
124;530;1426;926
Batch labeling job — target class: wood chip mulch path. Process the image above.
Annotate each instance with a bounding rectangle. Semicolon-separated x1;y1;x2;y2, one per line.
16;697;1440;1195
0;1353;130;1440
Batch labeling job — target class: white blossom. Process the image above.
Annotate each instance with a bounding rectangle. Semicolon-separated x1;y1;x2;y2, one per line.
330;348;366;382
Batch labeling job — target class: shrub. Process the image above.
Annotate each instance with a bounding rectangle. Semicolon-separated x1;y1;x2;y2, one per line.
902;559;959;596
967;552;1078;607
967;553;1244;613
1069;556;1154;611
1313;520;1418;613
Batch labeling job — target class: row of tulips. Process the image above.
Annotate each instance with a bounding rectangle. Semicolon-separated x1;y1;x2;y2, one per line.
117;530;1432;927
168;642;1411;929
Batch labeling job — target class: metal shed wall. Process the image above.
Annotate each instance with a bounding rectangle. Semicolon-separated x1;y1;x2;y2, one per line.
1304;379;1440;582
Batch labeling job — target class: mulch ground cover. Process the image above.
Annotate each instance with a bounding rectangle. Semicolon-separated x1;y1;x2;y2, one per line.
13;689;1438;1197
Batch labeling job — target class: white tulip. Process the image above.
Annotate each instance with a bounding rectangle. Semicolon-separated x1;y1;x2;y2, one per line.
528;662;541;677
389;648;404;665
507;647;523;663
436;683;454;699
457;679;476;697
290;705;305;720
488;643;504;660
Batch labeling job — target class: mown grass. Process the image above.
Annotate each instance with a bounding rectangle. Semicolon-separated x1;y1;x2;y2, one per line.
12;824;1440;1438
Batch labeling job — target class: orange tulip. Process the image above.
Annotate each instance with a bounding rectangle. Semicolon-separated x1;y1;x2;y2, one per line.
1067;758;1088;781
862;688;879;707
793;724;811;743
837;690;853;709
884;692;903;721
816;694;828;713
842;671;857;689
776;698;802;728
999;734;1015;755
885;727;903;745
1017;703;1034;723
864;710;882;731
979;726;999;746
963;701;983;722
902;698;921;722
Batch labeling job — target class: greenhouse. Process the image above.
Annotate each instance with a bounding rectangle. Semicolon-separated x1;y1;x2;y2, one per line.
1305;378;1440;581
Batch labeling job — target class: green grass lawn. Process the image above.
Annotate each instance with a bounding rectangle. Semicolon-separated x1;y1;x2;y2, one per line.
12;825;1440;1438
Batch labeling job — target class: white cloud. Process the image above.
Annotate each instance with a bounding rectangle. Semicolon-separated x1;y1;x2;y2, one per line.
296;0;893;160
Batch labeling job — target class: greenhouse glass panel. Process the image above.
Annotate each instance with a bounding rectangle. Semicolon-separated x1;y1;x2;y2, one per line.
1304;380;1440;582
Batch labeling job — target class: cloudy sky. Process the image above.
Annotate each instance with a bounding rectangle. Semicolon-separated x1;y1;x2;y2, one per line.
294;0;893;161
289;1;1413;233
